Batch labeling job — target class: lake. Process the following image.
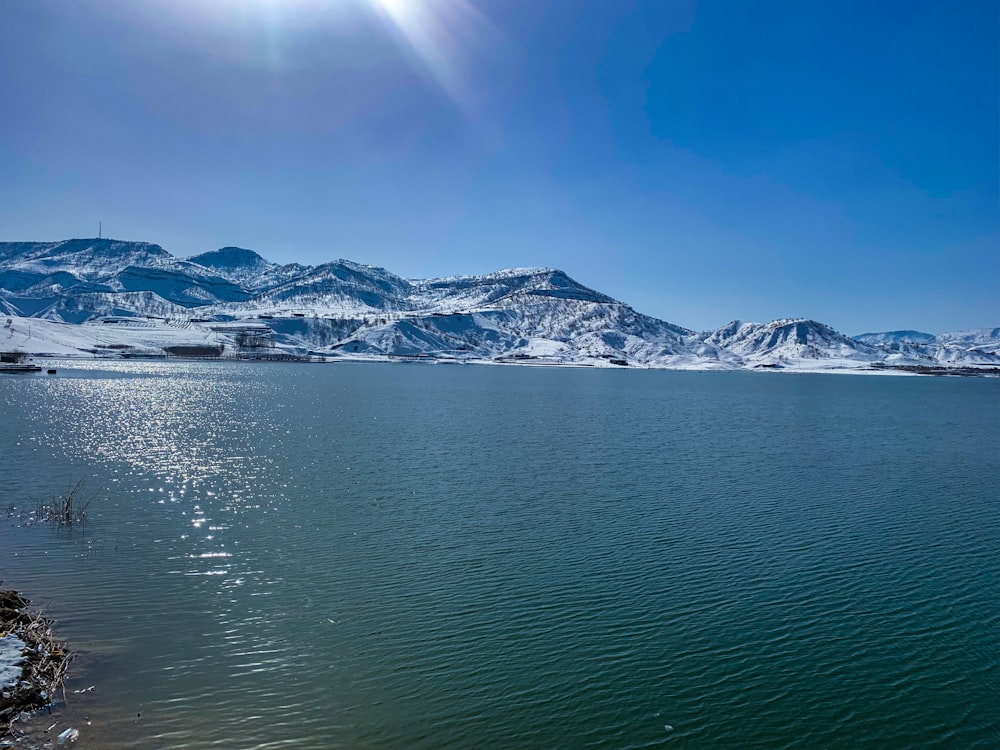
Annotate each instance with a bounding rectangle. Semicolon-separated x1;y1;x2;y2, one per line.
1;361;998;748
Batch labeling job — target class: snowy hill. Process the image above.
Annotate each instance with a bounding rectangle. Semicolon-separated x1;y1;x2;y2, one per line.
0;238;996;372
186;247;310;292
187;246;273;281
937;328;1000;347
854;328;1000;367
698;319;879;368
410;268;618;311
248;260;414;311
854;330;937;345
0;239;171;289
0;239;250;314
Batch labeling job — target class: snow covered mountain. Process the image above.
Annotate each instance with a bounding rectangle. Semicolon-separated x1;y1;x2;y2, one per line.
937;328;1000;347
187;246;309;292
854;328;1000;367
854;330;937;346
0;239;996;371
702;319;878;364
0;239;248;318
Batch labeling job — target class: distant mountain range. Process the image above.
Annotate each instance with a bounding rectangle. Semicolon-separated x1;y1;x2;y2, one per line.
1;238;997;371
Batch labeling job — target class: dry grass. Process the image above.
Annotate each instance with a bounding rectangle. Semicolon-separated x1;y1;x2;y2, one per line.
35;480;91;528
0;588;73;737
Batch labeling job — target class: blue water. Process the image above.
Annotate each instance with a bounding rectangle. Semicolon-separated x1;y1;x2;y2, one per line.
1;361;998;748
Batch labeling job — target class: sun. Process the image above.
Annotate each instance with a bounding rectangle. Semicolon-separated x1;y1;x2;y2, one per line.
371;0;412;15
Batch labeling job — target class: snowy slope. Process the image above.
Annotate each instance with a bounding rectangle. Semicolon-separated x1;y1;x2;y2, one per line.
329;299;700;366
249;260;413;311
409;268;617;312
1;315;221;357
0;239;171;287
937;327;1000;346
931;328;1000;365
35;291;196;324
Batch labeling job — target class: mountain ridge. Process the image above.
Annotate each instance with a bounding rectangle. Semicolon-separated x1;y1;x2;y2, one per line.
0;238;996;371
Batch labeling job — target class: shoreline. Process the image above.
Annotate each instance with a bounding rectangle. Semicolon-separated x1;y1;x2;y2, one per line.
13;353;1000;378
0;588;72;742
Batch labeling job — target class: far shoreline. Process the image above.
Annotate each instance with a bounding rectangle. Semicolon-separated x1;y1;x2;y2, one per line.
10;353;1000;378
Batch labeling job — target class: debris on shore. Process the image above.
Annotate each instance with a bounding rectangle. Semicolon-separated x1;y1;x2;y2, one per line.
0;588;73;739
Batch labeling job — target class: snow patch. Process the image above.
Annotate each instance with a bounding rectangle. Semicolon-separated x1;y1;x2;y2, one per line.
0;634;27;690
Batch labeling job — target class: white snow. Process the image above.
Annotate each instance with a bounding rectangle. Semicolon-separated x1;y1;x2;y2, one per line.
0;634;27;690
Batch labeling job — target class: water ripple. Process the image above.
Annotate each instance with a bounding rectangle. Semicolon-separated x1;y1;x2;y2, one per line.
1;362;997;748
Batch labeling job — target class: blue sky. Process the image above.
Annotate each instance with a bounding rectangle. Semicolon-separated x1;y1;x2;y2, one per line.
1;0;996;333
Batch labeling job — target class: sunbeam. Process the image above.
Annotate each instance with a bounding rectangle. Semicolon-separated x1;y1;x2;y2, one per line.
368;0;500;113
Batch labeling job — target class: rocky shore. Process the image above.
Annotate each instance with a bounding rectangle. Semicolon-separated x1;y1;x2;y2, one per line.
0;589;72;740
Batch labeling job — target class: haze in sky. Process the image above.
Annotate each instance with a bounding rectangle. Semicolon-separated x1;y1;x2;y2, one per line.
0;0;996;334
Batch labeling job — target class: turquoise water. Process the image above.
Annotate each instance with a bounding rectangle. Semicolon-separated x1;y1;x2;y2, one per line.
1;362;998;748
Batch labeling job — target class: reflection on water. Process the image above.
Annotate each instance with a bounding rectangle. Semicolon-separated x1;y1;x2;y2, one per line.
1;360;998;749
